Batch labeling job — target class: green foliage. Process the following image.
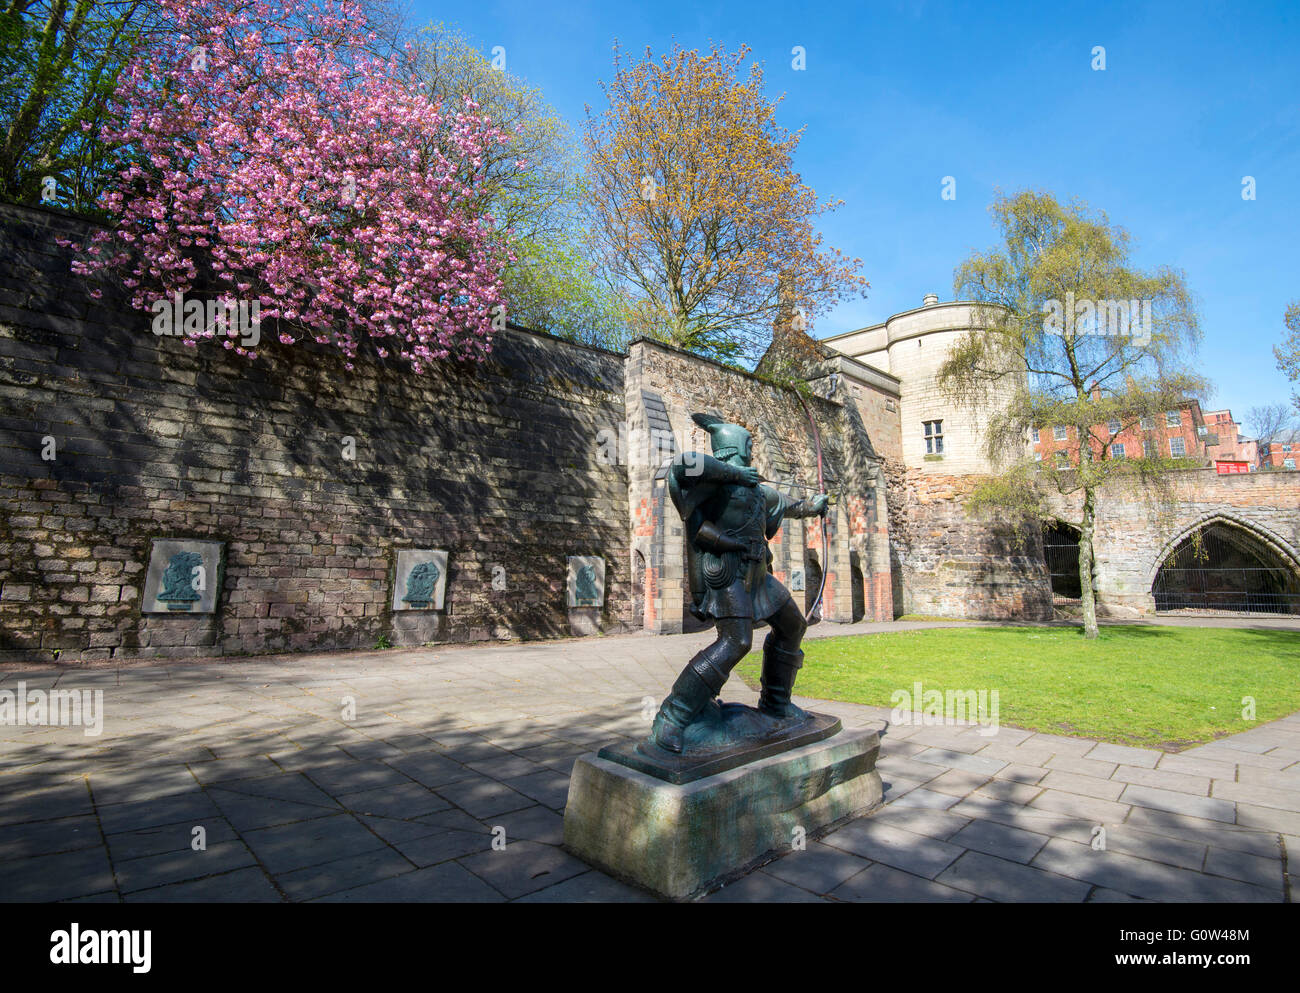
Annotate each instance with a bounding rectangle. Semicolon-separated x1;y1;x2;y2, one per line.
1274;300;1300;409
737;626;1300;748
410;23;630;349
502;225;634;350
373;633;393;650
0;0;155;213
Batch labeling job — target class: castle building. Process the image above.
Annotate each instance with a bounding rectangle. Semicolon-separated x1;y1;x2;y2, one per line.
818;296;1300;620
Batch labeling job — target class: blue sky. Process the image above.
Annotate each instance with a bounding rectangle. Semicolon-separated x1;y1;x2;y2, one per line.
408;0;1300;433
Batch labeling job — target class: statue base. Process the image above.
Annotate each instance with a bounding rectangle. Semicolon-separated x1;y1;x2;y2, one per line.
563;725;882;901
598;702;842;784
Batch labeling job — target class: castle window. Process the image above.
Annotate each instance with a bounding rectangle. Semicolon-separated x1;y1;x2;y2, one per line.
1053;425;1068;441
923;420;944;454
1111;443;1126;459
1166;411;1182;427
1144;439;1157;458
1107;418;1121;435
1170;437;1186;457
1140;416;1156;430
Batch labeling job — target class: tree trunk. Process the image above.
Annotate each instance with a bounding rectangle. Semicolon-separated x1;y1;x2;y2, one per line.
1078;484;1099;639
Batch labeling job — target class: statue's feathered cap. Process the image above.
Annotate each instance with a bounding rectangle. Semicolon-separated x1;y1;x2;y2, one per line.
692;413;751;462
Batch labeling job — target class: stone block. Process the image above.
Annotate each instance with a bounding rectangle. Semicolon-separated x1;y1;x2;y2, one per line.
563;728;882;901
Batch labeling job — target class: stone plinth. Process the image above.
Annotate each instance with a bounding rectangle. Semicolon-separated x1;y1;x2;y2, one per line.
563;728;882;900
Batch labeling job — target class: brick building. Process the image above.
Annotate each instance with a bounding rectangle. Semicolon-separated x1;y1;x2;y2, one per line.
1028;400;1210;466
1259;440;1298;470
1202;408;1251;463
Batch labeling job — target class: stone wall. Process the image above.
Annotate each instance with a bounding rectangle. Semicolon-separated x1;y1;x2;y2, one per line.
0;203;631;661
885;464;1053;620
1049;469;1300;614
624;339;893;633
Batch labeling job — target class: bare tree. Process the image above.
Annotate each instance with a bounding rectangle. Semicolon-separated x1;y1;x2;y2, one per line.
1246;403;1299;447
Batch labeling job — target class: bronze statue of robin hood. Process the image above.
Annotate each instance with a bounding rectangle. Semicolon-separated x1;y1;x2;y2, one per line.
649;414;829;754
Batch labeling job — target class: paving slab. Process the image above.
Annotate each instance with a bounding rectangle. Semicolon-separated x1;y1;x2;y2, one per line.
0;813;100;861
4;846;116;902
115;840;257;893
275;848;419;902
1039;769;1126;801
1122;807;1280;857
1111;764;1210;796
1029;788;1131;823
947;819;1050;864
763;840;873;894
1031;837;1281;903
393;827;492;867
888;787;961;811
1120;783;1235;823
1211;779;1300;813
1084;742;1161;769
1204;846;1284;889
821;820;964;879
828;862;975;903
241;813;387;875
311;861;504;902
861;804;972;841
937;850;1091;903
121;866;283;903
458;839;591;899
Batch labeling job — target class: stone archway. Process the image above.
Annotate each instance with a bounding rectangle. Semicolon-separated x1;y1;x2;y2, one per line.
1041;519;1082;600
1150;514;1300;615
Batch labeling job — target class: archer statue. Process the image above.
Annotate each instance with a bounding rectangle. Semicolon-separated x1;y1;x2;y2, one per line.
649;414;829;754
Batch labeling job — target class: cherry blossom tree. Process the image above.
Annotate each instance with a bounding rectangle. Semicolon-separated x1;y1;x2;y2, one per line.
67;0;515;371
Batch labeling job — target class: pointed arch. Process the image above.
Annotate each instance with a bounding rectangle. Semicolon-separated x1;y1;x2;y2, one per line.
1147;512;1300;583
1150;512;1300;615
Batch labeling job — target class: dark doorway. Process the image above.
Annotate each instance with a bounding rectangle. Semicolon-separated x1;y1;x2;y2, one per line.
1153;523;1300;615
850;550;866;622
1042;520;1082;600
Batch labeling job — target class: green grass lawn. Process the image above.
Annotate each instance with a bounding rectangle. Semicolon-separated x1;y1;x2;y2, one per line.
735;625;1300;749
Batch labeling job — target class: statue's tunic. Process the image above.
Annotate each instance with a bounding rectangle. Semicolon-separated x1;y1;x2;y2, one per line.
670;467;800;622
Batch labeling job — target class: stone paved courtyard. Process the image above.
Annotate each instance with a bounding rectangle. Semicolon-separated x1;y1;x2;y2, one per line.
2;620;1297;903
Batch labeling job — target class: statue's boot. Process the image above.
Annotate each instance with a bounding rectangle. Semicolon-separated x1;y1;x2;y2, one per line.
757;639;808;721
650;650;728;754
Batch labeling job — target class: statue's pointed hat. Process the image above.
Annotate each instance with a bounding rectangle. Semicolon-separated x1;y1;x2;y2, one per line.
692;413;751;461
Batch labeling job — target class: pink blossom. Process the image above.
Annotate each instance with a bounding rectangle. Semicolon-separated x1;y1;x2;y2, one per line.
67;0;513;370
